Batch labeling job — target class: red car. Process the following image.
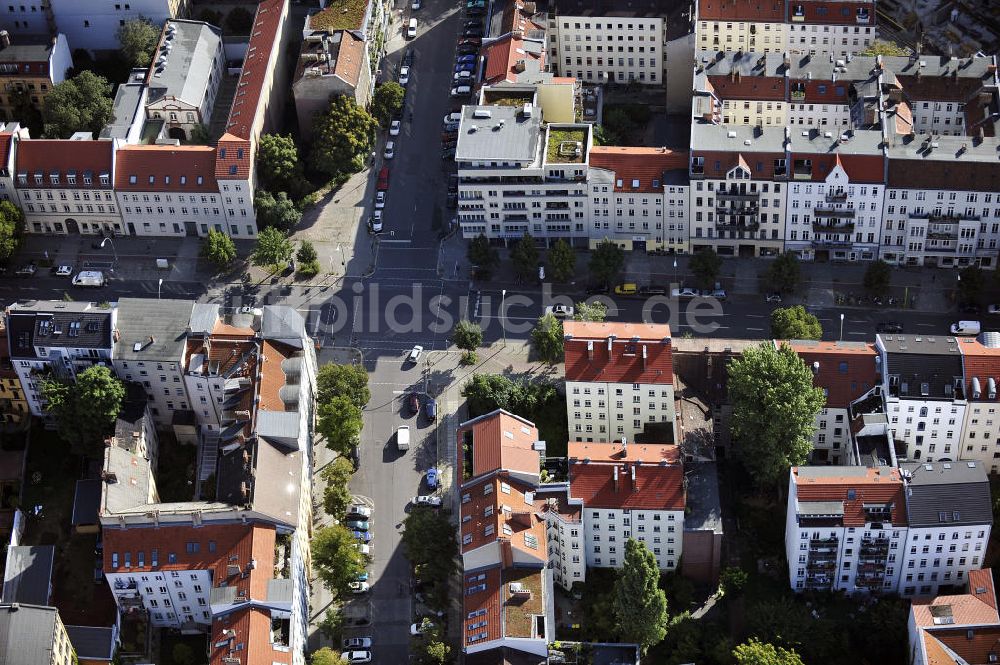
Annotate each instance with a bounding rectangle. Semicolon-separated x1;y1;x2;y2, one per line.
408;392;420;414
377;166;390;191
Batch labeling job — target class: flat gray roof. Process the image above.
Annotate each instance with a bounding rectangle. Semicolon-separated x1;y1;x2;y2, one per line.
690;123;788;153
787;127;884;156
115;298;194;362
456;105;543;163
145;20;222;110
1;546;54;606
0;603;59;665
100;74;146;140
683;462;723;533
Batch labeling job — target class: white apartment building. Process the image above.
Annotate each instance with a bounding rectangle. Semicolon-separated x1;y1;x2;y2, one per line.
14;137;123;236
897;460;992;597
47;0;190;53
563;321;676;444
587;146;689;252
787;340;879;465
535;485;586;590
878;333;968;462
456;104;593;246
112;298;195;427
0;123;28;203
955;335;1000;473
570;442;685;573
5;301;117;417
785;2;875;57
696;0;787;54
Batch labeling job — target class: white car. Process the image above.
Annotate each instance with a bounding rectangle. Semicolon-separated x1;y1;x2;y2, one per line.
450;85;471;97
410;620;435;636
399;66;410;85
412;0;421;8
374;191;386;209
988;304;1000;314
453;70;472;82
443;112;462;125
408;345;423;363
342;638;372;650
369;211;383;233
55;264;73;276
765;292;782;302
671;287;701;299
383;141;395;159
407;18;417;38
341;651;372;664
349;581;370;594
389;120;401;136
353;543;371;556
348;504;372;518
412;495;442;507
544;304;574;319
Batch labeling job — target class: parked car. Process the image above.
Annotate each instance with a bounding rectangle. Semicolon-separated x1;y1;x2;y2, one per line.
346;519;370;531
408;345;423;363
453;70;473;82
412;495;442;507
403;48;415;67
639;286;666;296
443;111;462;125
463;26;483;37
457;37;481;46
352;543;371;556
389;119;401;136
463;19;482;29
15;263;36;277
374;191;386;209
544;304;574;319
441;147;456;159
398;66;410;85
72;270;106;287
352;530;372;543
356;571;370;582
671;287;701;299
876;321;903;333
456;54;477;63
408;392;420;414
411;0;421;8
425;398;437;421
425;468;439;489
410;620;435;636
340;650;372;663
450;85;472;97
348;504;372;518
951;320;981;336
349;581;369;594
383;141;395;159
369;211;383;233
376;166;389;190
709;282;727;299
342;638;372;650
614;283;638;296
765;292;782;302
454;63;475;74
443;121;459;132
407;18;417;38
54;264;73;276
585;284;609;295
457;44;478;55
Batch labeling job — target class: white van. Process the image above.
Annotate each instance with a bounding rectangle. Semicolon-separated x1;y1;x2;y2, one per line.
950;320;982;336
397;425;410;450
72;270;105;287
407;18;417;38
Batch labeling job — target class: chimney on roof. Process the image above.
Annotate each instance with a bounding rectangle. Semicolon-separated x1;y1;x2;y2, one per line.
631;464;637;493
641;345;648;369
607;336;613;355
621;436;627;458
812;361;820;375
613;465;619;493
0;31;9;50
587;339;594;359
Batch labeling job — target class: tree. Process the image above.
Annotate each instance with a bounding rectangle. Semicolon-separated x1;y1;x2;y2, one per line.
573;300;608;322
414;637;451;665
401;507;457;610
311;525;365;596
718;566;749;597
251;227;294;268
860;39;909;57
728;343;825;487
308;95;377;177
117;17;159;68
763;252;801;295
958;265;986;305
689;248;723;290
770;305;822;340
589;239;624;288
224;6;255;34
370;82;405;127
42;71;114;138
255;190;301;232
548;238;576;282
863;259;892;296
733;638;805;665
0;200;24;263
614;539;668;652
200;229;237;269
531;312;564;364
511;233;539;282
296;240;321;277
316;363;370;409
468;234;499;279
40;365;125;458
310;647;341;665
453;320;483;352
321;457;355;517
196;8;223;26
316;395;364;456
189;123;212;145
256;134;304;194
171;643;194;665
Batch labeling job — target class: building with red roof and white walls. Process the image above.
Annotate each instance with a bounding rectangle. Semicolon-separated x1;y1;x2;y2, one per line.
563;321;676;444
955;334;1000;473
908;569;1000;665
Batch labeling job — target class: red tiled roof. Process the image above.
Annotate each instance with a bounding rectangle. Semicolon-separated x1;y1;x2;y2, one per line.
924;626;1000;665
568;441;679;464
258;341;296;412
707;74;785;101
114;146;219;192
210;607;292;665
795;1;875;25
460;474;547;559
563;321;673;385
0;133;13;170
482;35;544;85
224;0;285;141
214;134;253;181
462;566;503;646
791;466;907;526
570;459;684;511
958;338;1000;403
971;570;999;611
698;0;784;21
458;410;541;480
790;78;851;104
913;570;1000;628
588;147;689;193
15;139;114;188
785;340;878;408
692;149;786;179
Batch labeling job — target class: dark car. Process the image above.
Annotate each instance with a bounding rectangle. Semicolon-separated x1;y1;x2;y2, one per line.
585;284;609;295
408;392;420;414
457;37;481;47
425;398;437;421
403;48;415;67
876;321;903;333
463;26;483;37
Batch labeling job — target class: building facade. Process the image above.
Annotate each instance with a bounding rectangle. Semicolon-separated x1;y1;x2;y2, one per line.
908;569;1000;665
563;321;676;444
0;602;75;665
956;335;1000;473
47;0;189;53
0;31;72;123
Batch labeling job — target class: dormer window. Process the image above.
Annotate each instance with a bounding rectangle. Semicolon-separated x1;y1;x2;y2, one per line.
180;176;187;185
99;174;110;186
67;172;76;185
793;4;804;15
220;148;226;159
129;175;137;184
50;172;59;185
631;179;640;189
149;175;155;184
33;172;42;185
237;148;244;159
196;176;203;185
17;173;26;185
83;174;92;186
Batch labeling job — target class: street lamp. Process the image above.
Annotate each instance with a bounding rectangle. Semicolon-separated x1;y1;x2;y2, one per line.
100;237;118;272
673;258;678;287
157;278;163;299
501;289;507;348
839;313;845;341
337;244;346;269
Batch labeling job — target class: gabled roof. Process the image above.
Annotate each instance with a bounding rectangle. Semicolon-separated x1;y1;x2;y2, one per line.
460;474;547;558
223;0;285;141
210;606;292;665
913;570;1000;628
14;139;114;187
214;134;252;180
589;147;689;193
563;321;673;385
458;409;541;480
791;466;907;526
922;626;1000;665
569;457;684;511
697;0;784;21
0;133;13;171
114;146;218;192
113;298;195;362
568;441;679;464
957;337;1000;403
483;35;545;85
879;334;966;400
0;603;60;665
902;461;992;528
793;0;874;25
785;340;878;408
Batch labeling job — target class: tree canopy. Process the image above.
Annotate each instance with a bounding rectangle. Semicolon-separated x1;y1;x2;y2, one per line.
589;239;624;287
251;227;294;268
728;343;825;487
309;95;377;178
614;539;668;652
863;259;892;296
770;305;822;340
511;233;540;282
321;457;355;517
0;200;24;263
256;134;304;195
255;190;301;232
733;638;805;665
310;648;341;665
763;252;801;295
316;363;370;409
859;40;909;56
316;395;364;457
531;312;564;363
41;365;125;458
42;71;114;138
573;300;608;322
957;265;986;305
453;320;483;352
225;7;256;34
200;229;237;269
370;82;405;127
311;525;365;596
117;17;159;68
468;234;499;279
548;238;576;282
401;507;457;611
689;248;722;290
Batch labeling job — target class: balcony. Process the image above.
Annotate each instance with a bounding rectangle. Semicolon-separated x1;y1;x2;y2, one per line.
813;222;855;233
791;90;806;101
856;13;870;23
826;190;848;203
504;214;528;221
717;189;759;202
811;238;854;248
791;12;804;21
810;536;839;546
793;170;812;180
814;207;856;219
908;212;980;224
545;202;570;210
717;204;759;216
716;221;760;232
